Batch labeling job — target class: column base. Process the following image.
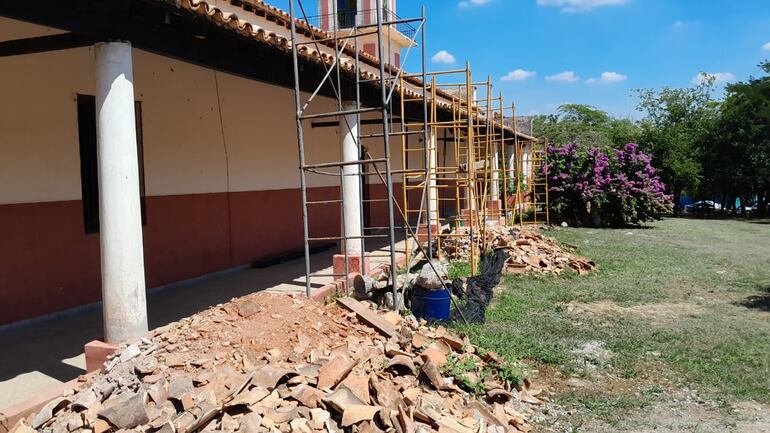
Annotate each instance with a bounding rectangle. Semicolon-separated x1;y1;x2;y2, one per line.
333;253;370;276
84;340;119;372
417;223;440;242
487;200;502;216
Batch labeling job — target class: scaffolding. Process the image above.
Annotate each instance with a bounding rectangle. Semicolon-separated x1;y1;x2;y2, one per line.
397;66;519;275
513;137;550;225
287;0;548;306
493;102;551;227
287;0;429;307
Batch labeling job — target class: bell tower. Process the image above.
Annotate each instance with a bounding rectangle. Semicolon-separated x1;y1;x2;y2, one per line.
316;0;412;68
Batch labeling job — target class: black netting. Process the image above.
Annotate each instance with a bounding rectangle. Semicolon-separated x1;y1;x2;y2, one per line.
450;249;510;324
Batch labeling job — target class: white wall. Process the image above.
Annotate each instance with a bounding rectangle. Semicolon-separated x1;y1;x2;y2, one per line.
0;19;93;204
0;15;445;207
0;18;349;205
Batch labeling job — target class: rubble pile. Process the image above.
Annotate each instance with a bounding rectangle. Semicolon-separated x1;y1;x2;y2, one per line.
441;226;596;276
487;226;596;275
19;293;545;433
439;228;479;262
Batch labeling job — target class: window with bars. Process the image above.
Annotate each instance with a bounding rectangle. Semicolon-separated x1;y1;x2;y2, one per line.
76;94;146;234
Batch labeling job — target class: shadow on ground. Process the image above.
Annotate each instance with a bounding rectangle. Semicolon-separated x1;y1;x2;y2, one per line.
735;287;770;312
0;242;348;390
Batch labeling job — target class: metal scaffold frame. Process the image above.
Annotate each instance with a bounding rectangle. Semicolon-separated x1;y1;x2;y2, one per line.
287;0;430;308
396;64;552;272
287;0;549;310
513;137;550;226
398;65;509;275
496;102;551;227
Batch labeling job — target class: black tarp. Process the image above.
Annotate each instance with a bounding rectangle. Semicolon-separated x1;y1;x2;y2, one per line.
450;249;510;324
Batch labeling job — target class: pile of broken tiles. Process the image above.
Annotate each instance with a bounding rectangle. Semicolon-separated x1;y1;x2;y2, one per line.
15;294;543;433
487;226;596;276
442;225;596;276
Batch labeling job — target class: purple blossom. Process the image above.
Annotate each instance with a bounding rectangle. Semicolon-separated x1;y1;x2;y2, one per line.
544;142;673;226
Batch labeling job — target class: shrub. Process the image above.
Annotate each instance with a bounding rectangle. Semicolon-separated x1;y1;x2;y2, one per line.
545;142;672;226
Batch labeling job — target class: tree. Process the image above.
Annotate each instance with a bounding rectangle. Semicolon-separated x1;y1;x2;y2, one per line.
533;104;640;149
635;80;718;215
707;62;770;215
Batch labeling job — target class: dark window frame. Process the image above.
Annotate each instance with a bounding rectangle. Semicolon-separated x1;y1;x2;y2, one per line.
336;0;357;29
76;94;146;234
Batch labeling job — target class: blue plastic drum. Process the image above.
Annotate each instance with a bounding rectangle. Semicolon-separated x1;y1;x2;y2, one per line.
411;286;451;322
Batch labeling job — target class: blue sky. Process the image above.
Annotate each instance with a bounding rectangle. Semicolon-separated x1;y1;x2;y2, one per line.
272;0;770;118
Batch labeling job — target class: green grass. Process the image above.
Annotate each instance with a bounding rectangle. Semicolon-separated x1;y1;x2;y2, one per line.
446;260;472;280
460;218;770;404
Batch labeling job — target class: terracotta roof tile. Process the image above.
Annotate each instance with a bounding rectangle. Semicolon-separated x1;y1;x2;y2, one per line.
159;0;534;140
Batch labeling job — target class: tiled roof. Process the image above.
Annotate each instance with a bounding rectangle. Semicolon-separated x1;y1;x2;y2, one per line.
160;0;535;140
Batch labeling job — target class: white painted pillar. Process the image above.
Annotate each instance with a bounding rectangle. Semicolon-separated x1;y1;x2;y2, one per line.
341;102;363;255
490;142;500;201
522;142;533;184
95;41;148;343
428;127;439;227
506;144;515;182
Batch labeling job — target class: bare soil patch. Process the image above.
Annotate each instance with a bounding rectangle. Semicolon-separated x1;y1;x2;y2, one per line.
582;394;770;433
566;300;706;324
532;362;770;433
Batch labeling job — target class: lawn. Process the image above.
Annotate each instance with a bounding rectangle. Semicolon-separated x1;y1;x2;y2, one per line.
459;218;770;429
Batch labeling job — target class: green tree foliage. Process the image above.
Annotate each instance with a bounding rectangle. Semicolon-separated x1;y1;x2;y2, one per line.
705;62;770;214
533;104;641;149
635;80;718;215
533;105;669;227
534;63;770;219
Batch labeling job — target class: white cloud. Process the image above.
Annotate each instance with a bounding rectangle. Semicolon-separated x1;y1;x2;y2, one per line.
763;42;770;51
691;72;735;85
545;71;580;82
431;50;456;65
459;0;490;7
501;69;537;81
536;0;628;13
672;20;685;29
586;71;628;84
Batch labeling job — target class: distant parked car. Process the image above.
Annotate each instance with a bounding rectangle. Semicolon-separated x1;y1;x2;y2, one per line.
684;200;721;214
741;203;759;217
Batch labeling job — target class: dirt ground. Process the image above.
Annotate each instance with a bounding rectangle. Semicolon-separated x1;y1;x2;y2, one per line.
546;298;770;432
566;301;706;324
534;363;770;433
542;295;770;431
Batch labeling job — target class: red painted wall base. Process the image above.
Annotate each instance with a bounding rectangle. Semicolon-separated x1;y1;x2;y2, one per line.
0;187;343;325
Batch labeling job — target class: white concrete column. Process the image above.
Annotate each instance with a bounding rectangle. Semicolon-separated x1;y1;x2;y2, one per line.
490;142;500;201
522;142;533;185
506;144;515;182
95;41;148;343
428;127;439;227
341;102;363;255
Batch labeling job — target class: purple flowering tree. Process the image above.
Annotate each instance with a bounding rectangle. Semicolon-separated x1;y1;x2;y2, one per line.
545;142;673;226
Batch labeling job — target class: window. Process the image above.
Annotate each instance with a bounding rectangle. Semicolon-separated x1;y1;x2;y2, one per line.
336;0;356;29
363;43;376;57
77;94;146;234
